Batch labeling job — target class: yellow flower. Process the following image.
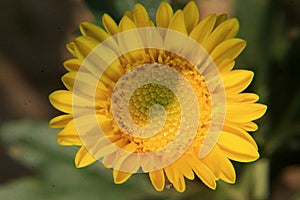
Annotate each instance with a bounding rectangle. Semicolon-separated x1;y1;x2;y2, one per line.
49;1;267;192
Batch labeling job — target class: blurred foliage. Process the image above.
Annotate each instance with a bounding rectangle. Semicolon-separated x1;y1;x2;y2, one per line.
1;0;300;199
0;121;271;200
0;121;168;200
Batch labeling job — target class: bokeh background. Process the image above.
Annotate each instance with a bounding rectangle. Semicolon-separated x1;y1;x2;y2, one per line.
0;0;299;199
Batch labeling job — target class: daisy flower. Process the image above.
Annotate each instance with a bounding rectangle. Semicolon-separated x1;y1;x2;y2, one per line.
49;1;267;192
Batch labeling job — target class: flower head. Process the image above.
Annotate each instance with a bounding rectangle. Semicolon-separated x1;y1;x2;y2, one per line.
49;1;267;192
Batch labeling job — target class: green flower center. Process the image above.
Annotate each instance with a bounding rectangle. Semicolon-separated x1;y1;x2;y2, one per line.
129;83;178;127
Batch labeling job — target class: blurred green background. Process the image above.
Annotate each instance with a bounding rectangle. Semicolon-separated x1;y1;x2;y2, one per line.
0;0;299;199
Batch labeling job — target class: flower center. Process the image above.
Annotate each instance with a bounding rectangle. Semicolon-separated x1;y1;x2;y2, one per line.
128;83;181;152
102;50;212;153
129;83;179;126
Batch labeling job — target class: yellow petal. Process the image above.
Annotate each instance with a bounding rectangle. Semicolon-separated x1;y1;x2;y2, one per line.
57;137;79;146
63;59;82;71
133;3;149;27
223;70;254;94
57;120;82;146
173;174;186;192
218;131;259;162
226;120;259;132
118;16;145;62
119;15;136;31
189;14;217;44
74;36;99;57
156;1;173;28
79;22;110;42
102;14;119;35
149;169;165;191
226;103;267;122
164;164;175;183
115;154;140;173
49;90;100;114
96;142;118;158
168;10;187;35
164;165;185;192
66;42;84;60
218;59;235;74
219;154;236;183
211;38;246;66
227;93;259;103
49;90;73;113
178;158;194;180
146;20;155;27
188;157;217;189
201;145;223;178
102;152;116;168
76;40;120;83
49;114;73;128
61;71;108;100
75;146;97;168
112;143;139;172
95;115;115;135
164;10;188;51
99;73;115;88
222;124;258;149
80;59;117;87
104;60;122;81
187;154;216;189
66;42;77;57
94;138;128;161
202;18;239;53
61;71;88;91
113;169;132;184
242;122;258;131
183;1;199;33
241;122;258;131
124;11;134;20
140;155;155;172
214;14;228;28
